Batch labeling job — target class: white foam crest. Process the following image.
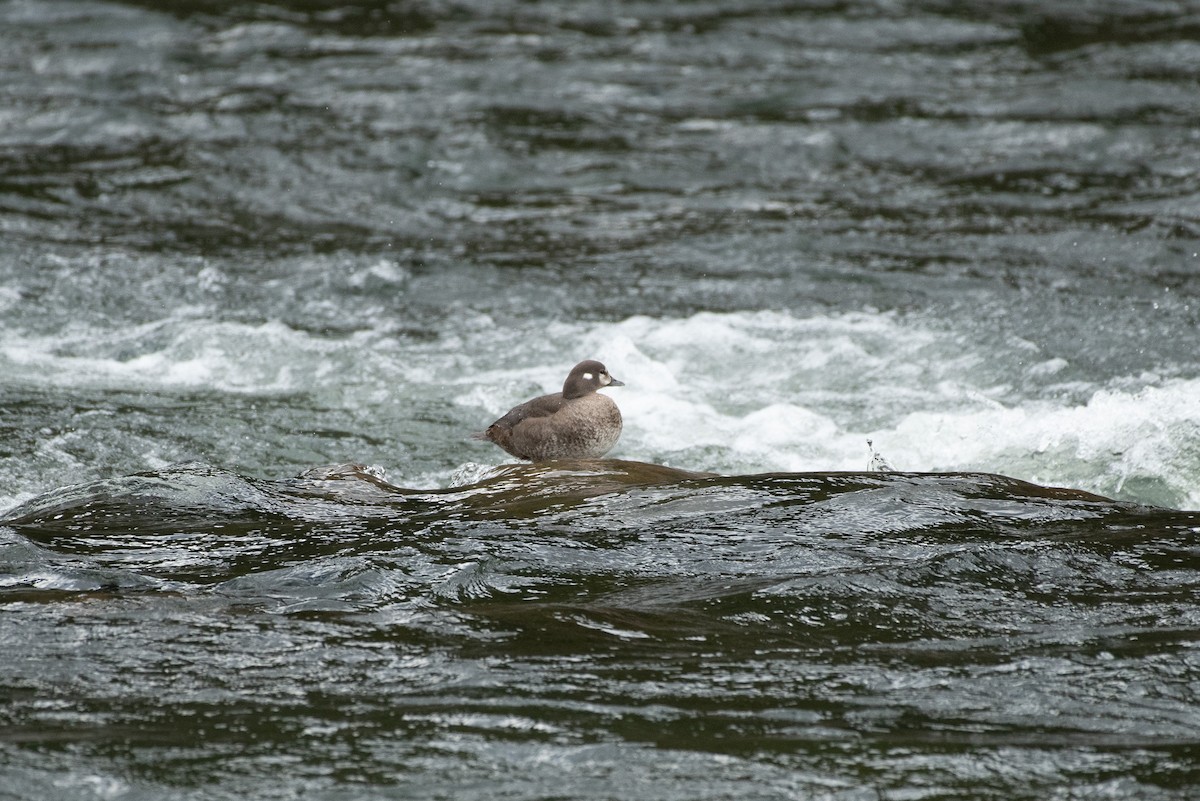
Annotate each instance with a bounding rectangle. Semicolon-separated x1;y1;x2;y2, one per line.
21;305;1189;508
885;379;1200;508
580;309;986;419
0;316;380;395
559;310;1200;506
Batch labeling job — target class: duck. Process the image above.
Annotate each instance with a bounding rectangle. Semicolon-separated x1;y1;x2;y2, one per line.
473;360;624;461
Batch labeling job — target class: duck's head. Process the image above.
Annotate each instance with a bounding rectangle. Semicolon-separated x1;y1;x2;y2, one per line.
563;360;624;399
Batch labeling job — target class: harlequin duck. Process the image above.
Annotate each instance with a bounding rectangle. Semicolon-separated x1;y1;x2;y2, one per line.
473;360;624;461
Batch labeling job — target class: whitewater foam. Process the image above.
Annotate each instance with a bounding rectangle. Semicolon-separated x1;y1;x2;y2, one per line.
0;316;362;395
464;310;1200;507
2;305;1197;508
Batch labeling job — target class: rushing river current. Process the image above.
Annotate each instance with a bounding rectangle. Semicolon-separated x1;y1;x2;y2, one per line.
2;1;1200;799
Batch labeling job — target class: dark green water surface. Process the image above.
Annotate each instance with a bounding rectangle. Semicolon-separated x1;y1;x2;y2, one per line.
3;462;1198;799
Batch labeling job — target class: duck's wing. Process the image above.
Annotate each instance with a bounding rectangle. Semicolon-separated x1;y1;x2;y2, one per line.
491;392;566;430
473;392;566;442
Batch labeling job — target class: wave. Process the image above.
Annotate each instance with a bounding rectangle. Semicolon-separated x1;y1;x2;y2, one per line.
2;459;1190;603
2;308;1198;508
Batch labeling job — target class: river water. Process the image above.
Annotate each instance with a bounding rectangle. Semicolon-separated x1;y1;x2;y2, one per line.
2;1;1199;799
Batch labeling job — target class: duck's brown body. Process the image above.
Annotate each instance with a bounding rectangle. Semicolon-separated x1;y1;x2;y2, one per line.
474;360;624;462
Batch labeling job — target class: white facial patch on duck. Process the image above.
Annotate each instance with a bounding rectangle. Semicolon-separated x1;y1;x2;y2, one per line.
582;372;594;380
